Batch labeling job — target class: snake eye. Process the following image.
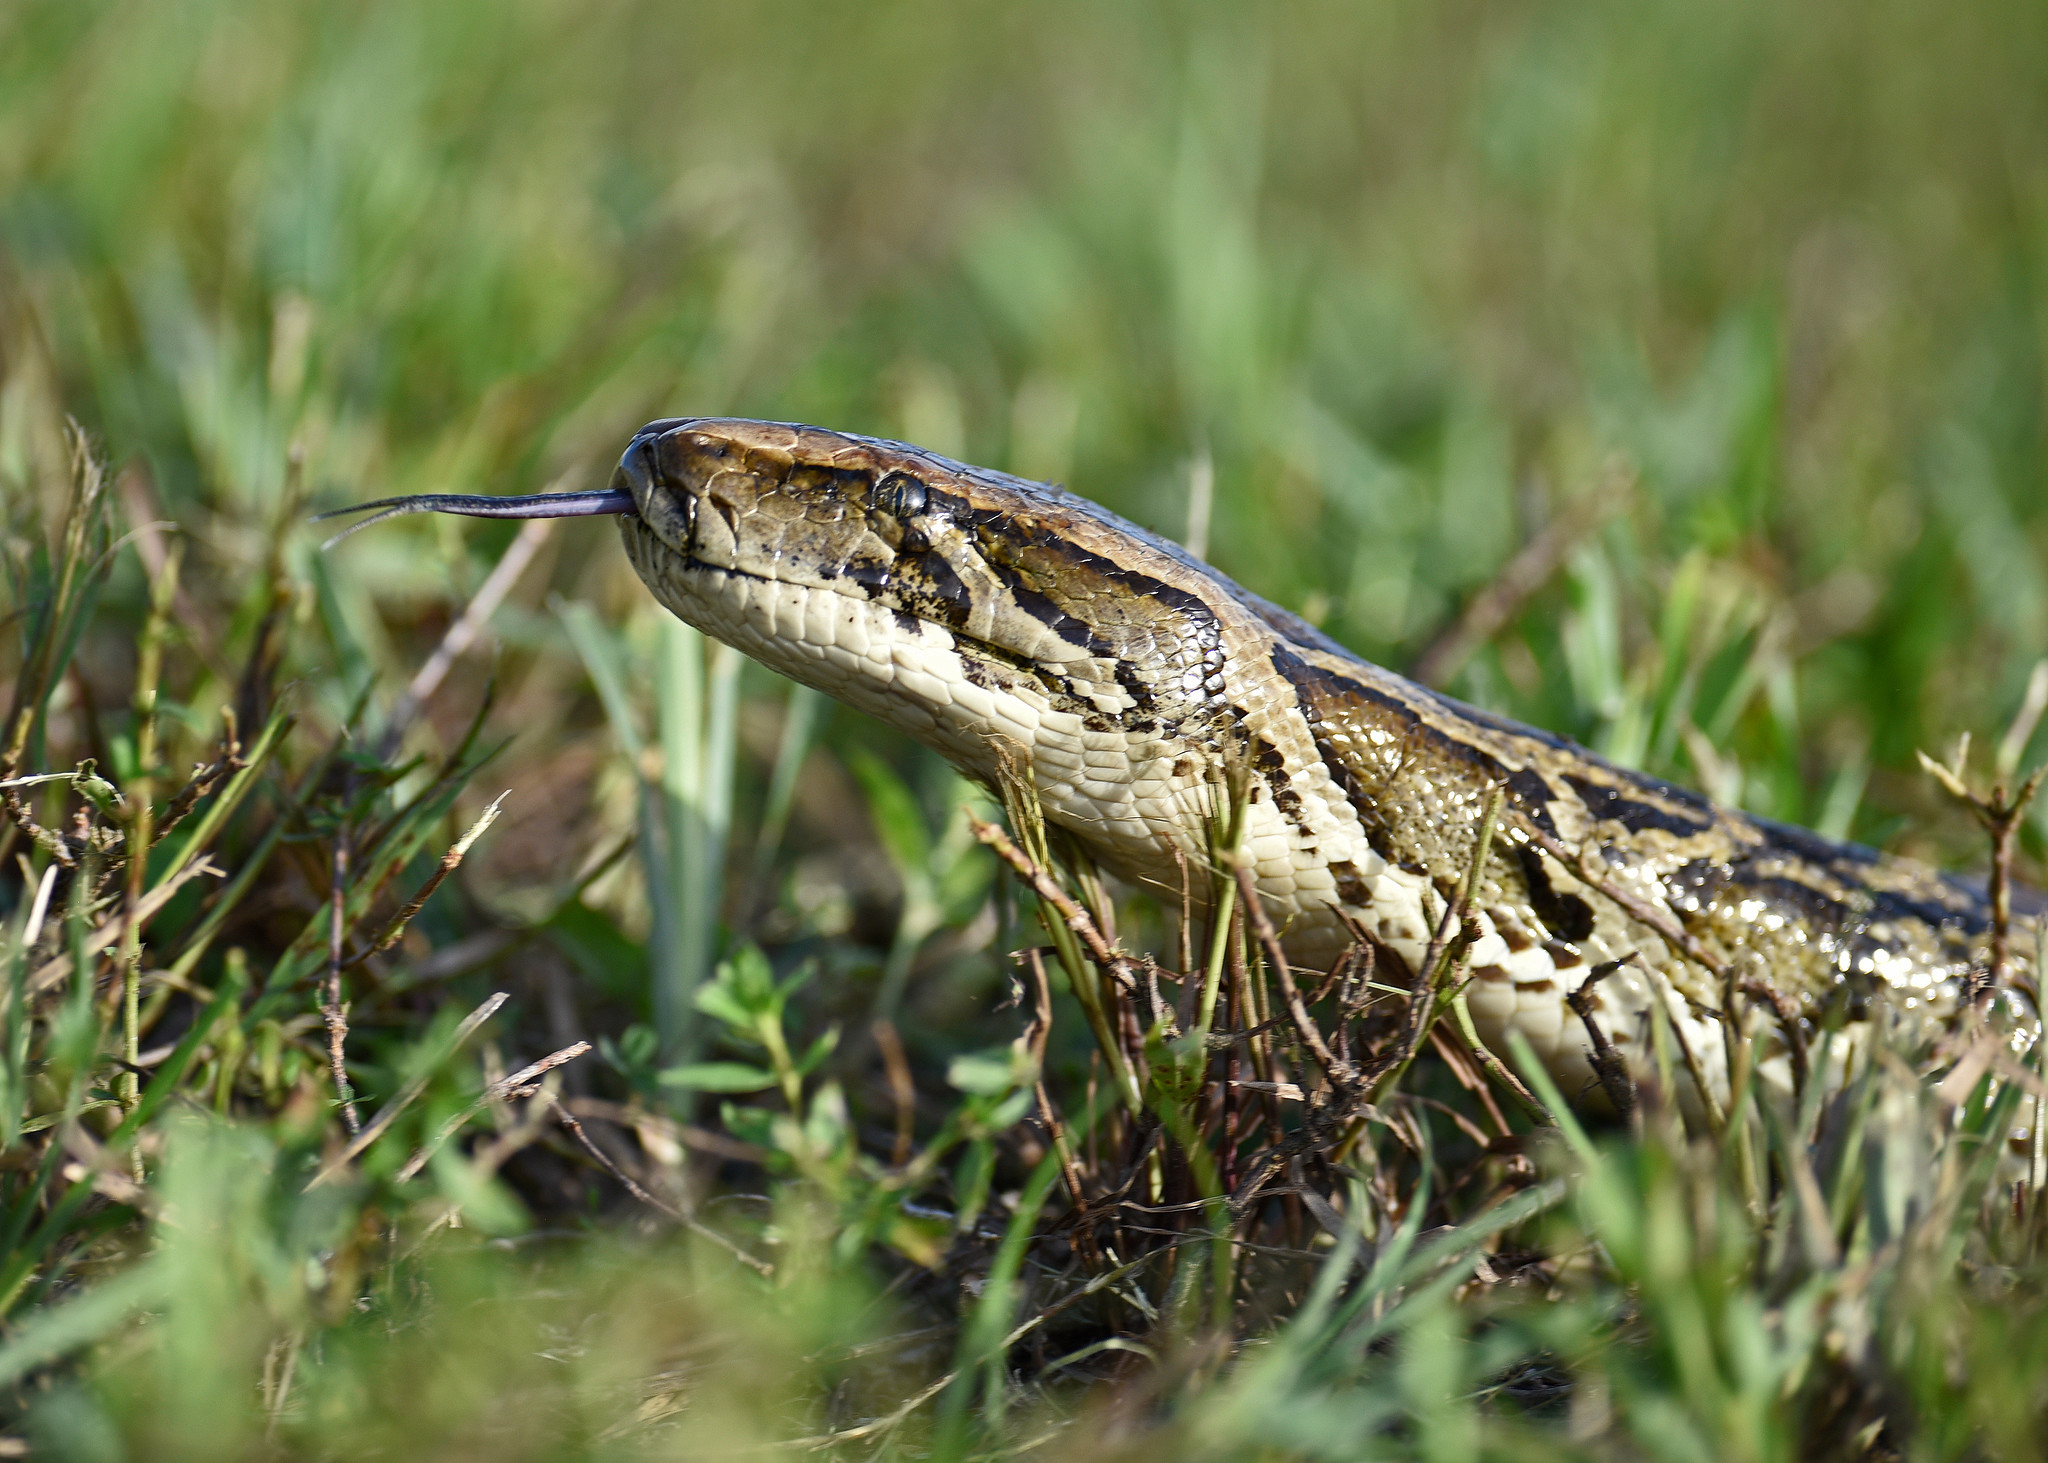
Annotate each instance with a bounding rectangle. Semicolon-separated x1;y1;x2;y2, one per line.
873;471;928;520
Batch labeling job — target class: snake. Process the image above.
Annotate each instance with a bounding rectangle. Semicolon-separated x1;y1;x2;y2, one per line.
326;417;2041;1109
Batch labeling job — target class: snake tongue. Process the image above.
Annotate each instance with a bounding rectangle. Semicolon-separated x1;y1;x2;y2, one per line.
312;487;637;548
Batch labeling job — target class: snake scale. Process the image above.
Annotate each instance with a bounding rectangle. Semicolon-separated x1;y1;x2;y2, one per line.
330;417;2041;1109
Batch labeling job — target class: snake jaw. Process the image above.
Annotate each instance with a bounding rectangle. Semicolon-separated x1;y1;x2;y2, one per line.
616;418;1222;701
613;418;1301;880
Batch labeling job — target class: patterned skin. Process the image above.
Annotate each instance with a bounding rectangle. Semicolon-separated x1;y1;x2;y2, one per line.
527;418;2048;1106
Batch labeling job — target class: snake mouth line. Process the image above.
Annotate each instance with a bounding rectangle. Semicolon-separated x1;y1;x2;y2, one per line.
662;544;1034;672
315;485;996;658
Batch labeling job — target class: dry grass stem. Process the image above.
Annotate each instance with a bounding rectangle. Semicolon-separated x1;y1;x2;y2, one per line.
306;991;511;1189
1565;956;1640;1117
323;836;361;1135
969;815;1140;989
346;792;506;967
1917;734;2046;1007
1234;863;1351;1086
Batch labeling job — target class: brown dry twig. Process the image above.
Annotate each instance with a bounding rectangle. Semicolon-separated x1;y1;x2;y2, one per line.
1021;948;1089;1211
150;712;246;845
306;991;512;1189
343;792;506;969
392;1036;591;1182
1520;825;1729;984
1738;977;1810;1099
323;835;361;1135
547;1096;774;1276
1918;724;2046;1009
1565;955;1639;1118
1234;862;1352;1086
970;815;1143;993
872;1017;916;1169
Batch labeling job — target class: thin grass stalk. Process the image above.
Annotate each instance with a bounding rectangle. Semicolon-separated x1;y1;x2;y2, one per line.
0;1126;68;1303
0;851;106;1320
2;500;115;880
1153;1087;1235;1330
556;600;688;1066
1233;914;1284;1161
144;704;292;985
115;541;181;1110
988;761;1142;1114
351;676;498;863
703;638;741;890
3;428;110;778
0;867;57;1150
1059;831;1144;1079
1041;895;1135;1113
655;617;702;1058
928;1092;1121;1443
1236;865;1346;1087
1641;989;1691;1154
934;1145;1066;1448
1449;989;1556;1126
1721;997;1766;1223
152;704;284;864
0;954;250;1321
1196;764;1250;1042
254;718;494;1004
323;829;361;1135
61;843;100;1059
1824;1059;1878;1252
1366;787;1502;1105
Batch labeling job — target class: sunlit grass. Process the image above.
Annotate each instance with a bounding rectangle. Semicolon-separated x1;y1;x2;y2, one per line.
3;0;2048;1457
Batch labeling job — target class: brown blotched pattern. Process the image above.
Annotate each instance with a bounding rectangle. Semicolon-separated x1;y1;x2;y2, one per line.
613;418;2039;1109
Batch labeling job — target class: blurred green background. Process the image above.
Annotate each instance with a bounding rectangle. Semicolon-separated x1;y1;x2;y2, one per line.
6;0;2047;853
5;2;2048;1454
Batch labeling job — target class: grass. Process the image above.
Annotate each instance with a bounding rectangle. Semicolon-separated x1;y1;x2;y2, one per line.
2;0;2048;1457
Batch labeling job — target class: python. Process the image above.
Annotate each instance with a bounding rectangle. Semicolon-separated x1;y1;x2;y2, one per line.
325;417;2041;1112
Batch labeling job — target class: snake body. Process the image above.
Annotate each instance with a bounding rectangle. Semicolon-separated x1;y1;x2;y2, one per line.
447;417;2048;1106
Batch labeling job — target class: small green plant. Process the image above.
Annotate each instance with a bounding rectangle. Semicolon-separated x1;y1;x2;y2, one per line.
664;943;1035;1273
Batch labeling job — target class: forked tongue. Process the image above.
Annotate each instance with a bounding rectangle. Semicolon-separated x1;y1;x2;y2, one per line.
313;488;635;548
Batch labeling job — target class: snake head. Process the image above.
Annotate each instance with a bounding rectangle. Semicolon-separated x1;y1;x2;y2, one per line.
318;416;1308;874
611;417;1239;772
